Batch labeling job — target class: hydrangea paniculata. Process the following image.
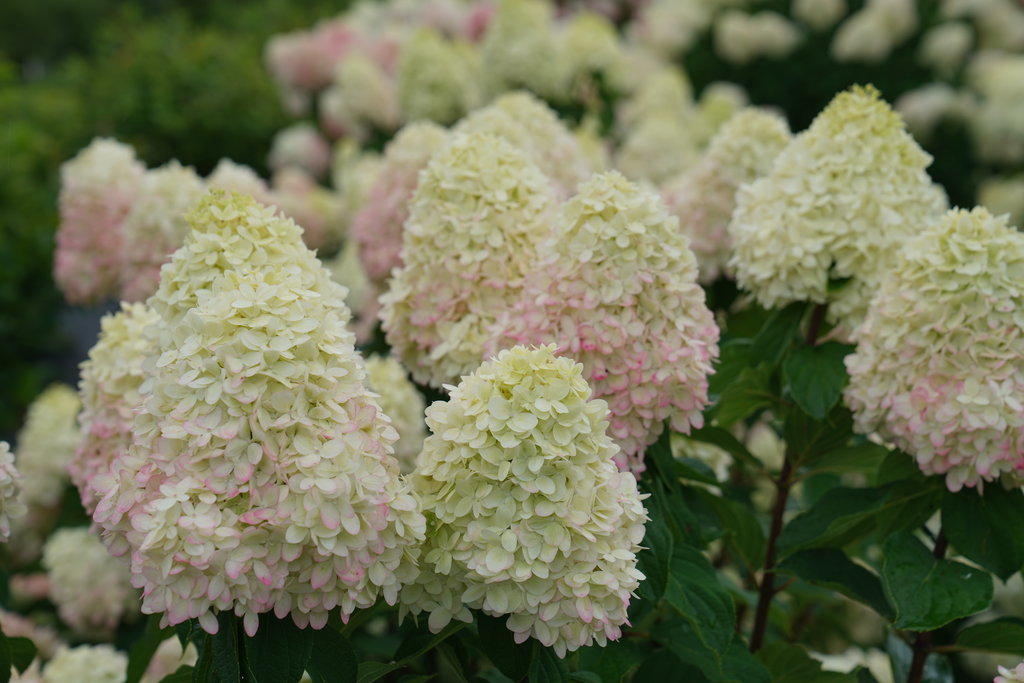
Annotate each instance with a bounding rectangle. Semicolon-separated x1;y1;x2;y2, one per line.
729;85;948;330
479;0;560;99
380;132;557;388
269;167;344;250
400;345;648;657
364;356;426;474
495;171;719;471
0;442;26;542
267;123;332;179
40;645;127;683
15;384;80;510
206;160;273;206
397;28;481;125
845;207;1024;491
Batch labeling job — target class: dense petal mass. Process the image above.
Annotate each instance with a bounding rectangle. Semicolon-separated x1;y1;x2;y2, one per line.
401;345;648;657
845;207;1024;491
364;356;426;474
0;442;26;542
729;84;948;330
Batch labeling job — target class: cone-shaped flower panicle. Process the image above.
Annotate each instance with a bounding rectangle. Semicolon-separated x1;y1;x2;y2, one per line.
353;122;449;286
54;138;145;304
120;162;207;303
397;28;482;125
845;207;1024;491
453;92;592;199
380;132;557;387
90;192;425;634
0;442;26;542
207;160;273;206
364;356;426;474
662;107;792;283
496;171;719;471
729;85;948;330
401;345;648;657
480;0;560;99
73;302;161;514
42;527;138;636
614;112;698;185
40;645;127;683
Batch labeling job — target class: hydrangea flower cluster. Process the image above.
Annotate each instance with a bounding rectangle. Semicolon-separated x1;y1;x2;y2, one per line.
479;0;560;99
401;345;648;657
614;112;697;185
729;85;948;330
42;527;138;636
39;645;127;683
662;107;792;283
321;53;401;141
628;0;711;57
380;132;557;388
91;193;425;635
364;356;426;474
15;384;80;510
497;171;719;471
269;167;343;250
54;138;145;304
453;92;592;199
792;0;847;31
72;303;160;514
844;207;1024;491
831;0;918;63
119;162;207;303
352;122;449;286
397;29;481;125
997;663;1024;683
0;442;26;542
267;123;332;179
713;11;802;65
206;159;273;205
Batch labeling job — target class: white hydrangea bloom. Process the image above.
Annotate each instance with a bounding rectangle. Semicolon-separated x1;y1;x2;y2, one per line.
401;345;648;657
979;174;1024;225
628;0;711;57
691;82;750;149
556;11;624;102
364;356;426;474
206;159;273;205
41;645;127;683
0;442;26;542
479;0;560;99
320;52;400;142
944;0;1024;50
792;0;848;31
268;123;331;179
42;528;137;636
918;22;974;77
332;141;383;236
616;67;693;131
326;238;370;318
120;162;206;303
662;107;792;283
832;0;918;63
380;132;557;388
729;85;948;330
615;112;698;185
15;385;80;509
895;83;970;141
714;11;802;65
845;207;1024;491
966;52;1024;164
397;28;481;125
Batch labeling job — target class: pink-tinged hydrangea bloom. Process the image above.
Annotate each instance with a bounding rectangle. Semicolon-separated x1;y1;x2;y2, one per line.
267;123;332;179
320;53;400;142
120;162;206;303
364;356;426;474
997;663;1024;683
54;138;145;304
662;108;792;283
453;92;592;199
845;207;1024;492
397;29;481;125
270;167;343;250
0;442;26;542
91;193;425;635
206;160;273;206
353;122;449;286
73;303;160;514
400;345;648;657
729;85;948;330
40;645;127;683
480;0;560;99
379;132;557;388
42;528;138;637
495;171;719;472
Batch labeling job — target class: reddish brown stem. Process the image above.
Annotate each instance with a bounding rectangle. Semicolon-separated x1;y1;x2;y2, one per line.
749;457;794;652
907;530;948;683
806;303;827;346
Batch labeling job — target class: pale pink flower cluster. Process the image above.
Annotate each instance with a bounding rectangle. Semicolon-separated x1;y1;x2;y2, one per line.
352;122;449;286
997;663;1024;683
90;193;425;635
0;442;26;542
380;131;557;387
662;107;792;283
729;85;948;330
267;123;332;179
42;527;138;637
72;302;160;514
401;345;647;657
54;138;145;304
496;171;719;471
119;162;206;303
845;207;1024;492
270;168;343;250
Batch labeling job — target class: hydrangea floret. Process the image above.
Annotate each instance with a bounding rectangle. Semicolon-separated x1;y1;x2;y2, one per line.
54;138;145;304
662;107;792;283
364;356;426;474
91;193;425;635
400;345;648;657
0;442;26;542
844;207;1024;491
380;132;557;388
496;171;719;471
728;85;948;330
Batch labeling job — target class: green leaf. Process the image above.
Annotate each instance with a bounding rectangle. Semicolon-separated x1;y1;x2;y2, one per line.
393;621;466;662
709;340;753;399
663;545;735;668
687;425;764;473
569;673;603;683
160;667;194;683
782;342;853;420
776;549;893;618
955;617;1024;655
881;531;993;631
805;442;891;478
358;661;404;683
211;613;241;683
713;365;774;428
6;637;35;675
437;642;470;683
191;633;213;683
783;405;854;468
655;623;770;683
476;613;530;681
942;486;1024;580
577;640;647;683
306;626;358;683
126;615;175;683
749;302;807;369
756;642;856;683
244;613;313;683
528;642;569;683
875;450;925;486
0;630;11;683
885;631;953;683
697;491;765;572
637;500;674;600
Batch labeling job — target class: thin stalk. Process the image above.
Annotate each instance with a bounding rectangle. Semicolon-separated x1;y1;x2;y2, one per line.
907;531;948;683
748;456;793;652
